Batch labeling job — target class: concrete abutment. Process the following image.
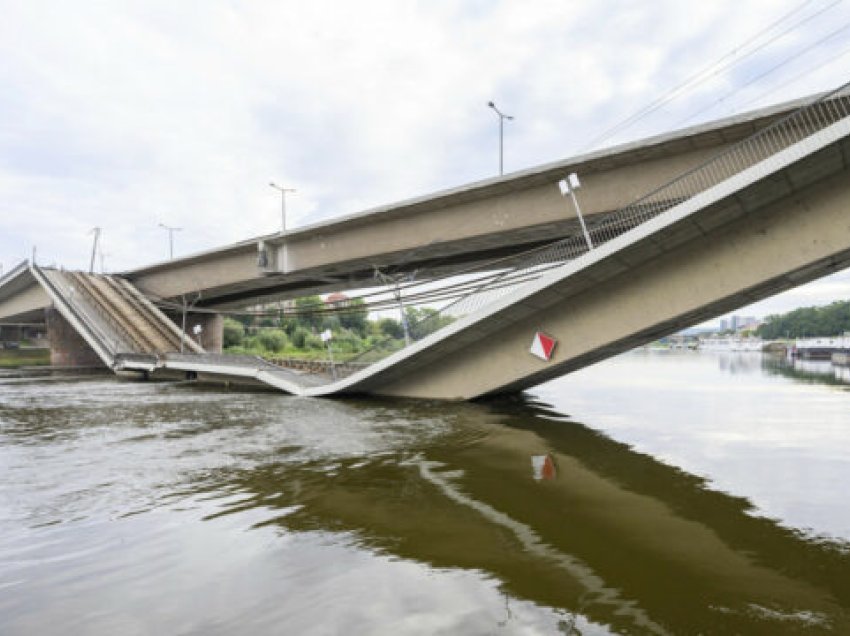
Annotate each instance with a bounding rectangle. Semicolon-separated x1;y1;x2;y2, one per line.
44;306;106;368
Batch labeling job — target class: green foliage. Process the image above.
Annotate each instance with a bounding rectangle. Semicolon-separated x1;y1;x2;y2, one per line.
222;294;460;362
0;348;50;368
295;295;324;331
257;329;288;353
339;298;368;336
222;318;245;348
304;334;324;350
291;326;311;348
377;317;404;340
331;328;365;353
405;307;455;340
320;315;342;333
757;300;850;339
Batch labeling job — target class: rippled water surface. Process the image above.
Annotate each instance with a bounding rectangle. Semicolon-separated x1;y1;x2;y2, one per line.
1;351;850;635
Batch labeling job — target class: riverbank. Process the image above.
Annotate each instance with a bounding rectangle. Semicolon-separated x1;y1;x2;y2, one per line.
0;347;49;368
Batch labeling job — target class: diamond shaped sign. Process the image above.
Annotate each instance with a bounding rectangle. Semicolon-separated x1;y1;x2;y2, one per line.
530;332;557;361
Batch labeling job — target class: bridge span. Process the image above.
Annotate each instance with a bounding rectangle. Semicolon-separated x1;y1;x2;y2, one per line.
121;92;822;309
2;84;849;399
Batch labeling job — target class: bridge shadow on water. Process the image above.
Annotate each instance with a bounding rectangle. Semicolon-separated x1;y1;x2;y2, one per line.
190;391;850;635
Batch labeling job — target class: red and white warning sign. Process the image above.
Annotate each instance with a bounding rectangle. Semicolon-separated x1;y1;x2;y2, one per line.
529;331;557;361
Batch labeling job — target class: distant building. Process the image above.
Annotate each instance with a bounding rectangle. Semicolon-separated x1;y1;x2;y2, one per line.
324;292;350;307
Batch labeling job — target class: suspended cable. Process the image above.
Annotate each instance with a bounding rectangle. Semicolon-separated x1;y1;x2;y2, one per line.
733;42;850;111
674;18;850;127
580;0;840;151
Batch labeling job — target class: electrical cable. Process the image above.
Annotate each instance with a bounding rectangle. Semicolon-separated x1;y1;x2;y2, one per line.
580;0;840;151
674;17;850;127
733;42;850;111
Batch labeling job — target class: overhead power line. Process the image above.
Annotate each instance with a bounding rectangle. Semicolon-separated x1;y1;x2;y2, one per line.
581;0;840;151
674;17;850;127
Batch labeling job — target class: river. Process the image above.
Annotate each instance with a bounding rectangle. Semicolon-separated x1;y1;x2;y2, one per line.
1;351;849;635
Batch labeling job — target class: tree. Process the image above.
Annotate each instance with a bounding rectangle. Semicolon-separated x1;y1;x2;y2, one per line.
377;317;404;340
339;298;369;337
405;307;455;340
291;326;311;348
257;329;288;353
294;295;324;331
223;318;245;348
757;300;850;339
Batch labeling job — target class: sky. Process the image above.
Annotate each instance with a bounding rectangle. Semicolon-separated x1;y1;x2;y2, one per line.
1;0;849;321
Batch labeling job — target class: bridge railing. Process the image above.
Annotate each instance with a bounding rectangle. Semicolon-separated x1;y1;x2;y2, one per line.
335;82;850;380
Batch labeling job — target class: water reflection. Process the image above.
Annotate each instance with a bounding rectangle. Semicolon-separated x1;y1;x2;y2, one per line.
763;354;850;385
714;351;764;375
1;374;849;634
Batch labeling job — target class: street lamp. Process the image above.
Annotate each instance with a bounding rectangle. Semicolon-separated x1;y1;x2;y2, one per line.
269;182;296;233
487;101;513;176
158;223;182;260
88;227;101;274
558;173;594;250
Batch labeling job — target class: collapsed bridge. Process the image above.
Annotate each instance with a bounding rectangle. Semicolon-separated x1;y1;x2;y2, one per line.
2;84;850;399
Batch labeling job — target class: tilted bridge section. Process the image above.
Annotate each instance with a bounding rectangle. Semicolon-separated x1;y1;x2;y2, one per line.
4;83;850;399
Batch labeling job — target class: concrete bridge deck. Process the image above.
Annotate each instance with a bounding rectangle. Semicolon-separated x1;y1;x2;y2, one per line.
121;92;830;309
2;84;849;399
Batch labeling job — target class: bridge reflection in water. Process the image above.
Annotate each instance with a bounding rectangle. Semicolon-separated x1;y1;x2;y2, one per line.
179;397;850;633
1;370;849;634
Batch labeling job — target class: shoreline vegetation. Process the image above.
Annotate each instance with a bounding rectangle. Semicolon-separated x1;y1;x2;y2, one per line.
4;299;846;369
222;295;454;362
757;299;850;339
0;348;50;368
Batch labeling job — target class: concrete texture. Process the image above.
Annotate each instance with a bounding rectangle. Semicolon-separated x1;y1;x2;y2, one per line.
369;150;850;399
45;306;106;368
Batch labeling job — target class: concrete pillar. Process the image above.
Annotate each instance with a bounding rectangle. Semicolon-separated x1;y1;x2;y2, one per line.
45;306;105;368
185;312;224;353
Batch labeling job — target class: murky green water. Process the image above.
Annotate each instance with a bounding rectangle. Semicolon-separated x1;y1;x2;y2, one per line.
1;352;849;635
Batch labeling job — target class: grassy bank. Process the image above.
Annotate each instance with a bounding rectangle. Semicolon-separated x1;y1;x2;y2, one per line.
0;348;50;368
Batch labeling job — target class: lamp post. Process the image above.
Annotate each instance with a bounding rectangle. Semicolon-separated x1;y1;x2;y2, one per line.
88;227;101;274
158;223;182;260
558;173;594;250
487;101;513;175
269;182;296;233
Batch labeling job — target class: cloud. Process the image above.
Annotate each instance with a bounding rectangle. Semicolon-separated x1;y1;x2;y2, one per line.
0;0;848;316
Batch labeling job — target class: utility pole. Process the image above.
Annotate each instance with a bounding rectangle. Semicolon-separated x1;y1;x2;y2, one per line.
374;268;416;346
158;223;182;260
89;227;101;274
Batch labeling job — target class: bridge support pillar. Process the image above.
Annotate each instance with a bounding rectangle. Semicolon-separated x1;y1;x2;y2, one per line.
185;313;224;353
45;306;105;368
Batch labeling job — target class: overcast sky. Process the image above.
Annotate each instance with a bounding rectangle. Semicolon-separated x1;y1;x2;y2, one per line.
1;0;849;320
